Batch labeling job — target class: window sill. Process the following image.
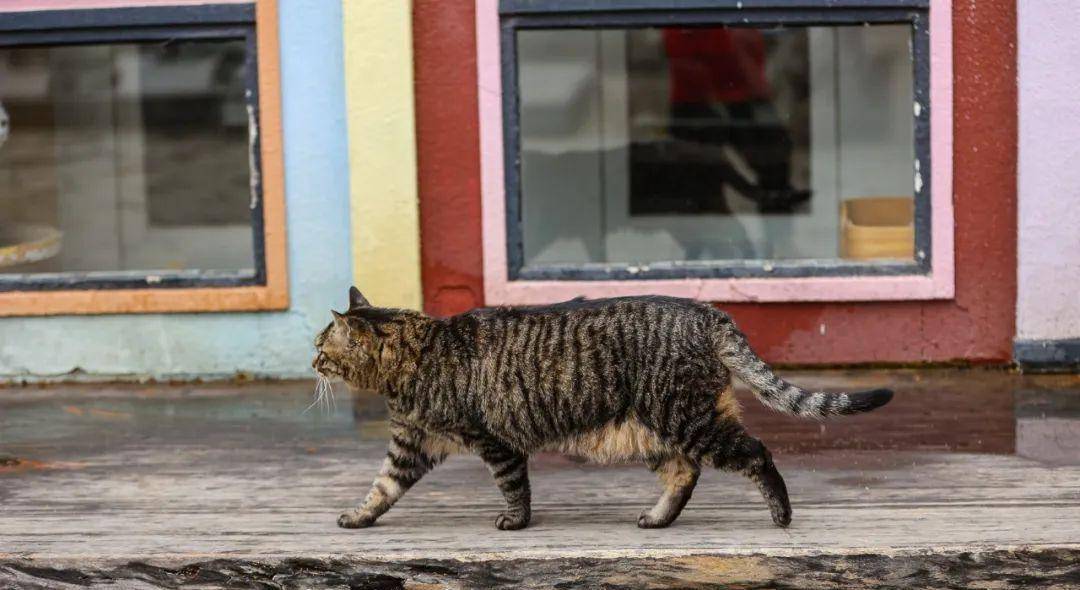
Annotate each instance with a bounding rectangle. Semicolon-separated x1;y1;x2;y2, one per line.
486;273;952;305
0;283;289;316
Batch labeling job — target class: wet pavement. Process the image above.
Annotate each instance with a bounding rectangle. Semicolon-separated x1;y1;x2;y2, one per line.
0;369;1078;588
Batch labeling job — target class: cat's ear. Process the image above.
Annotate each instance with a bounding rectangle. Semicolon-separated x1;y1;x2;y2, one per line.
331;310;350;331
348;286;371;310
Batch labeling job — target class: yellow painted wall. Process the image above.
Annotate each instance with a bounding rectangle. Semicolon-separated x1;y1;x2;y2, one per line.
341;0;423;309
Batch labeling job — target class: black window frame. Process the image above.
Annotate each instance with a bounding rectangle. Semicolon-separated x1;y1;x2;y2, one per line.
0;3;266;291
499;0;932;281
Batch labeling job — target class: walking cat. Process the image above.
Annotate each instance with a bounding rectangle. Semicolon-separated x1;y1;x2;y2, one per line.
314;287;893;530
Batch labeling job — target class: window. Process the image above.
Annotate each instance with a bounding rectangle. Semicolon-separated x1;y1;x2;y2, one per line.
479;0;953;303
0;1;287;315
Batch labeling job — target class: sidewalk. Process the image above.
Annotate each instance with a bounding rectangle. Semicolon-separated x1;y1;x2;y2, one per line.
1;370;1078;588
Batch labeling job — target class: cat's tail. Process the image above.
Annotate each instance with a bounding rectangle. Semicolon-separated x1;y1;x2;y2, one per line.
712;314;893;419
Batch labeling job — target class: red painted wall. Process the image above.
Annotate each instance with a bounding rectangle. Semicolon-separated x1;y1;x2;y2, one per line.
413;0;1017;365
414;0;486;318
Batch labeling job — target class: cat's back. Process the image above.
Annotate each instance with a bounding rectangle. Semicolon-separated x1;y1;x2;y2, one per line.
458;295;716;352
470;294;705;322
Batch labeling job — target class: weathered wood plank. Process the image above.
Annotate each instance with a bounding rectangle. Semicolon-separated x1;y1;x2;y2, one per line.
1;373;1078;563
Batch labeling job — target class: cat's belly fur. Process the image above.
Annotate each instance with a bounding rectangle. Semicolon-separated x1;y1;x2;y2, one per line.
540;418;672;464
422;384;741;465
421;419;667;464
542;384;741;464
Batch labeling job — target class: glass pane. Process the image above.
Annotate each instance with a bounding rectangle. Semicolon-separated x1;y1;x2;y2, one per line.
516;25;916;268
0;39;255;278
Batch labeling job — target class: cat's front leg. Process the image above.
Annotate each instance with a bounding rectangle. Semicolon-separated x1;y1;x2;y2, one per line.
338;421;444;529
478;442;531;530
639;454;700;529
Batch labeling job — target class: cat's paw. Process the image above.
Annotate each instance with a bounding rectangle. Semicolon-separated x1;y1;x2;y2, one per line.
494;511;530;531
337;510;376;529
637;509;673;529
769;503;792;528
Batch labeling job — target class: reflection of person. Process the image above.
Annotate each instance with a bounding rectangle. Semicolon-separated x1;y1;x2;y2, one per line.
665;28;771;104
662;28;805;213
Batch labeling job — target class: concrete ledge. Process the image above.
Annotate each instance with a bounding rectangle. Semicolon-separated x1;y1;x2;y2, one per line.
3;549;1078;589
1015;338;1080;372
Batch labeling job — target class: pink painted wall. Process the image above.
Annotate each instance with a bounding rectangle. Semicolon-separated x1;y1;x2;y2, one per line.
2;0;249;11
1017;1;1080;341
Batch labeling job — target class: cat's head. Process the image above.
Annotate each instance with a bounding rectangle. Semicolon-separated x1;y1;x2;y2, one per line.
312;286;376;384
312;287;424;390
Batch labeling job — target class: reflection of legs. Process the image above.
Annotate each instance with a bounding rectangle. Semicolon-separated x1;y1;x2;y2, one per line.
667;102;757;258
725;99;794;194
724;101;807;258
639;455;700;528
671;101;804;213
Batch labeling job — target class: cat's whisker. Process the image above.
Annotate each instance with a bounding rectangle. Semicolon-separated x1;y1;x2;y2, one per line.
324;378;334;413
323;377;333;414
305;373;335;416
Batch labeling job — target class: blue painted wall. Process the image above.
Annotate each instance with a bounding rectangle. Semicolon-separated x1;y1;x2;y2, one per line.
0;1;352;380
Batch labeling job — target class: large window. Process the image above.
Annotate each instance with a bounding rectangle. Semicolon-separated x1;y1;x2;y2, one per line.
493;0;938;286
0;2;287;315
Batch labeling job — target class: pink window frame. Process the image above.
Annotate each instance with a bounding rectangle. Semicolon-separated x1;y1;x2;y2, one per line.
476;0;954;305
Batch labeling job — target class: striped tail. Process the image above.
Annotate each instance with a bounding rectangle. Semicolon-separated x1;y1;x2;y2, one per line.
713;315;893;419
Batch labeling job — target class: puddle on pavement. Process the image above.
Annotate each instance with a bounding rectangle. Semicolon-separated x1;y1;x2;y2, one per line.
348;370;1080;465
2;370;1078;465
1015;384;1080;465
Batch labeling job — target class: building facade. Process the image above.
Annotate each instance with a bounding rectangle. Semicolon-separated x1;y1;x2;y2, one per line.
0;0;1074;379
0;0;353;378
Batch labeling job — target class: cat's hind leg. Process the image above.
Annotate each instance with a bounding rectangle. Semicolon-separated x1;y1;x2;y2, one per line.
478;442;532;530
638;454;700;529
734;436;791;527
697;428;791;528
338;422;445;529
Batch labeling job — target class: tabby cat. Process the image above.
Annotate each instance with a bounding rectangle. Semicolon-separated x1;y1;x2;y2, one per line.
314;287;892;531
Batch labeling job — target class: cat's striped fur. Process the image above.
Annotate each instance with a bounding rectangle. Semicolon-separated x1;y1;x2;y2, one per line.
315;287;893;530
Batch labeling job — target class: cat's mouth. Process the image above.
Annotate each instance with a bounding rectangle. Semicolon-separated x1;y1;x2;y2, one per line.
312;353;342;379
